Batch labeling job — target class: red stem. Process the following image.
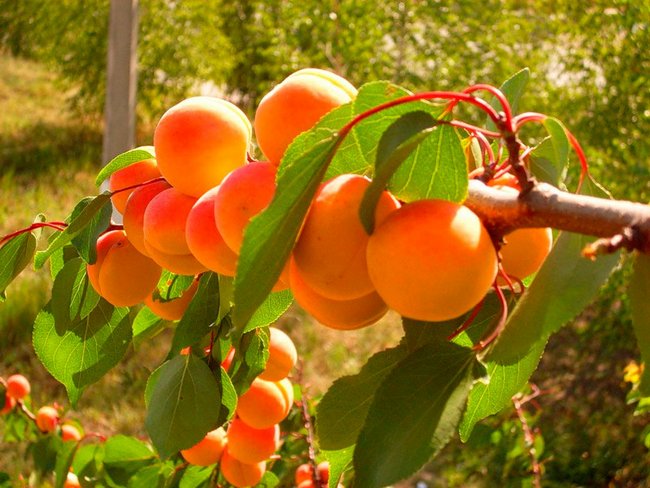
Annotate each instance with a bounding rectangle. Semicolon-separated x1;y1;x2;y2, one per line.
0;222;68;246
474;283;509;351
110;176;166;195
447;296;486;341
446;84;514;132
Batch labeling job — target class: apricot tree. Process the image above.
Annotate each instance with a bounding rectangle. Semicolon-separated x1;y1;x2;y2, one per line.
1;68;649;487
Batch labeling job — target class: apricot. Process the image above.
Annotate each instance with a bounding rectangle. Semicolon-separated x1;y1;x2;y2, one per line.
180;427;227;466
185;185;238;276
1;394;15;414
366;199;498;322
64;472;80;488
154;96;251;197
109;158;161;214
226;417;280;464
255;68;357;165
293;174;400;300
145;279;198;321
221;347;235;371
61;424;82;442
6;374;30;399
258;327;297;381
220;447;266;488
142;242;207;276
289;260;388;330
123;180;172;256
36;405;59;432
296;463;331;488
87;230;162;307
213;162;277;253
236;378;292;429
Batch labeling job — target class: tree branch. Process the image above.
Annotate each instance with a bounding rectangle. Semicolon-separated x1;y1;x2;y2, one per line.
466;180;650;254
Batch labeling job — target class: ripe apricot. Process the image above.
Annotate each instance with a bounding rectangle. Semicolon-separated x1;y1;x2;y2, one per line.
145;279;198;321
296;461;330;485
289;260;388;330
142;243;207;276
180;427;227;466
87;230;162;307
109;158;161;214
213;162;277;253
61;424;82;442
63;472;80;488
123;180;172;256
226;417;280;464
1;394;16;414
6;374;30;399
36;405;59;432
221;347;235;371
258;327;297;382
154;96;251;198
255;68;357;165
220;447;266;488
366;199;498;322
185;185;238;276
236;378;292;429
293;174;400;300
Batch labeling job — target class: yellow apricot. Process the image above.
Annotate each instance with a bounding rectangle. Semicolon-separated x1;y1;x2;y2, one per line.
6;374;30;400
226;417;280;464
154;96;251;197
366;200;498;322
185;185;238;276
258;327;297;381
254;68;357;165
292;174;400;300
109;158;161;214
289;260;388;330
236;378;292;429
213;162;277;253
220;447;266;488
144;280;198;321
123;180;172;256
36;406;59;432
87;230;162;307
180;427;227;466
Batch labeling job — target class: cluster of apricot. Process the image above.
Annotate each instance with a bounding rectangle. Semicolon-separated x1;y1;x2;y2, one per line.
92;66;552;331
1;374;83;488
295;461;338;488
180;327;298;487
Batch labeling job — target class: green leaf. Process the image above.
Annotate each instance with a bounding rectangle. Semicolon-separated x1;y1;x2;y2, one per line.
33;300;132;405
232;131;340;331
215;366;238;426
71;443;104;486
316;346;407;450
104;435;156;485
30;435;62;476
132;307;166;349
323;446;354;488
95;146;156;186
630;253;650;395
179;465;214;488
71;197;113;264
486;68;530;131
529;117;570;186
154;271;195;302
171;273;220;354
145;355;221;459
54;441;78;488
487;177;620;363
230;328;270;395
0;232;37;301
241;289;293;335
127;464;170;488
51;257;100;326
353;342;484;487
35;194;112;269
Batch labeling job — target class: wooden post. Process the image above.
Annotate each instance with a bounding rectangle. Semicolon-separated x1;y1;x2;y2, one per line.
102;0;139;166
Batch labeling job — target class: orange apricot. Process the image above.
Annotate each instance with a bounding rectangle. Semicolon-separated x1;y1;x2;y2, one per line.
142;242;207;276
144;279;198;321
289;260;388;330
221;347;235;371
87;230;162;307
236;378;292;429
220;447;266;488
292;174;400;300
143;187;197;256
154;96;251;198
213;162;277;253
258;327;297;382
295;463;313;484
123;180;172;256
36;406;59;432
6;374;30;400
180;427;227;466
61;424;82;442
185;185;238;276
109;158;161;214
1;394;16;414
366;199;498;322
63;472;80;488
226;417;280;464
255;68;357;165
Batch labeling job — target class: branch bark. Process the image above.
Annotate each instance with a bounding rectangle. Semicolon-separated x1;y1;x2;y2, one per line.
466;180;650;254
